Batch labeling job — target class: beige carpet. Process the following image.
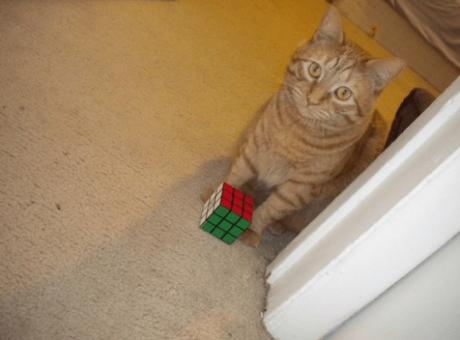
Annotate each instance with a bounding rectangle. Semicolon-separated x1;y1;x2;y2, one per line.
0;1;436;339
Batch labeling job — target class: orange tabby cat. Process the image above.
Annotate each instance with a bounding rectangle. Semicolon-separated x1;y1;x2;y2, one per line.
216;7;404;247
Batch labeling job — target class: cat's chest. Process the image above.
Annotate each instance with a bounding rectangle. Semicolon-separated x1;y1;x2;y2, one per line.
258;128;351;186
270;127;324;162
255;152;293;187
256;141;320;186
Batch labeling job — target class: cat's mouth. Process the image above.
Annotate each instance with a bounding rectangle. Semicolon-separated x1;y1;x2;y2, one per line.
305;107;331;121
295;99;332;122
298;104;331;122
284;83;331;122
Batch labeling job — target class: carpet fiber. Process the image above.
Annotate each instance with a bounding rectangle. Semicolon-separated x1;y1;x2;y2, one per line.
0;1;436;339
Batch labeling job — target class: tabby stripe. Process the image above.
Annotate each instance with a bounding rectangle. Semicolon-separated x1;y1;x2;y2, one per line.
259;116;267;136
343;114;355;125
267;201;294;220
306;84;315;96
292;56;310;63
311;136;358;150
334;57;345;70
354;99;364;117
252;124;261;148
266;207;281;222
289;178;309;186
251;131;260;149
274;190;298;208
296;139;355;155
286;67;296;78
321;121;356;133
287;66;302;80
294;191;308;206
275;94;287;126
333;57;340;68
345;70;353;82
297;167;332;176
274;106;284;127
327;57;340;69
341;63;355;73
309;128;354;140
289;174;328;185
293;128;358;151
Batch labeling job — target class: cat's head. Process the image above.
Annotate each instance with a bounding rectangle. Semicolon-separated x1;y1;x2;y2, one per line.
285;7;405;129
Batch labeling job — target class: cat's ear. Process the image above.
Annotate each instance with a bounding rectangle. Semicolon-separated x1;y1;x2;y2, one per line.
366;58;405;93
313;6;344;44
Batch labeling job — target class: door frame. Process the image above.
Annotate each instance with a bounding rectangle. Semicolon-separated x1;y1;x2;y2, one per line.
264;77;460;340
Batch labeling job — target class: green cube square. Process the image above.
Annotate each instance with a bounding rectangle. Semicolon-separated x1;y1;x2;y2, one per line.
222;234;236;244
236;218;250;230
218;219;232;231
211;228;225;239
201;221;215;233
199;182;254;245
208;213;222;225
229;226;244;237
225;212;240;223
214;206;229;217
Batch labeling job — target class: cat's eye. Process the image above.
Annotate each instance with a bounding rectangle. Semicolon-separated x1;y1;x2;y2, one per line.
335;86;352;101
308;62;322;79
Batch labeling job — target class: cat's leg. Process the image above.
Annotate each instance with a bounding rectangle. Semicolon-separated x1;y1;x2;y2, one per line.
201;145;257;201
224;148;257;188
278;196;331;233
240;181;313;247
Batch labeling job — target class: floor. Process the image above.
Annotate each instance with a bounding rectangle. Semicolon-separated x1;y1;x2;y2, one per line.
0;1;437;339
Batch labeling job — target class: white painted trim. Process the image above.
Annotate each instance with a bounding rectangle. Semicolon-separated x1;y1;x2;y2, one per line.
264;77;460;340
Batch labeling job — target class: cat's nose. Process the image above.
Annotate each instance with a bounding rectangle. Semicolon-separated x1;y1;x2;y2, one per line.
308;86;327;105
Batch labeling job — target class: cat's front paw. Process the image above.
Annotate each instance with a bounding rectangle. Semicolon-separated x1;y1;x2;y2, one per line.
239;229;261;248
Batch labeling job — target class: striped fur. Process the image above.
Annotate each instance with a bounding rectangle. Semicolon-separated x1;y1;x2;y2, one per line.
222;7;404;247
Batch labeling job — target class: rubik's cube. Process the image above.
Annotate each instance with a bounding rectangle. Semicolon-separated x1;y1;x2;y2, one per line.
200;183;254;244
